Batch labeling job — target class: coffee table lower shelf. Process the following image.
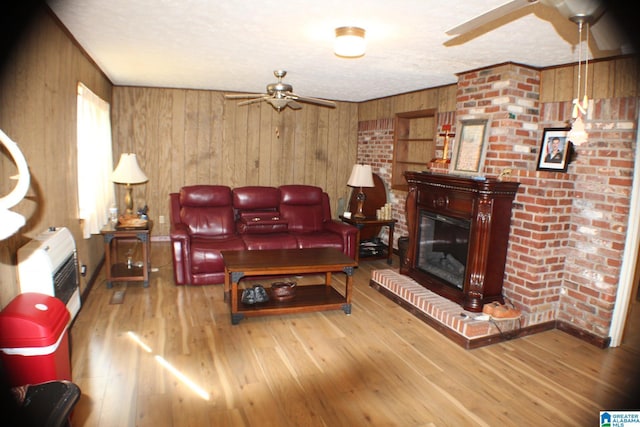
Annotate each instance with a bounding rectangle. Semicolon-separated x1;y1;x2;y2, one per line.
232;284;351;324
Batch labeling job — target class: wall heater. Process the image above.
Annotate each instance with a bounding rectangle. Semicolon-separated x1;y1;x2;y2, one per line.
17;227;81;321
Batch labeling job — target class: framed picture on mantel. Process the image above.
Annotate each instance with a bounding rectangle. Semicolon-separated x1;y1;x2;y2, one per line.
450;118;489;175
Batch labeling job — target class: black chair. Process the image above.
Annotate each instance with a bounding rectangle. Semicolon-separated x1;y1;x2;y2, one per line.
1;362;81;427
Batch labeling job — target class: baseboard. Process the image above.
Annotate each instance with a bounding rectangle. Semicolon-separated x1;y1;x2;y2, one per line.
80;256;104;303
556;320;611;348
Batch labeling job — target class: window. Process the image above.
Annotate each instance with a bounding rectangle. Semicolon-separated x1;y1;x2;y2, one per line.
76;82;115;238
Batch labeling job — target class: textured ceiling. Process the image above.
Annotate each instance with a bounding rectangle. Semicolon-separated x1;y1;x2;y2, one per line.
46;0;634;103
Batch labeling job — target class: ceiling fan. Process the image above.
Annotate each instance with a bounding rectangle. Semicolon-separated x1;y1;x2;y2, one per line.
224;70;336;111
445;0;624;52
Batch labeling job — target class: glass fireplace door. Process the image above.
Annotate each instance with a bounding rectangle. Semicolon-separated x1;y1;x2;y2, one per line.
416;210;471;290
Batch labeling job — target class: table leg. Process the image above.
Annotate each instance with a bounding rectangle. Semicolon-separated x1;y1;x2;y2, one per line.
230;274;245;325
104;236;113;288
354;227;361;263
224;267;230;302
387;223;395;265
343;266;354;314
141;233;149;287
325;272;332;286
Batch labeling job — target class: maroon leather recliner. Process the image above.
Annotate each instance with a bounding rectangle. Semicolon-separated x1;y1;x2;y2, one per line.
170;185;246;286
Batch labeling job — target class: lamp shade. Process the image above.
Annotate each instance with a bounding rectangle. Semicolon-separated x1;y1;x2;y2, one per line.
334;26;366;58
112;153;148;184
347;164;374;188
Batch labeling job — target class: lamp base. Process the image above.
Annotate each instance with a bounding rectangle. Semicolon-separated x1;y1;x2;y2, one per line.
124;184;134;215
354;191;366;219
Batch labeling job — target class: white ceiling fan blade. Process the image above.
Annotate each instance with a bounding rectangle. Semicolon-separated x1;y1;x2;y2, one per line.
224;93;266;99
446;0;537;35
290;94;336;108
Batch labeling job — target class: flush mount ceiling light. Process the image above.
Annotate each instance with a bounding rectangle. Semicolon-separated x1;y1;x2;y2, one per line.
334;27;366;58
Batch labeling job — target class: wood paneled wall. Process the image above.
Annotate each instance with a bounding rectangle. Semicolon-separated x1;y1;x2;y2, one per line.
358;84;457;122
111;87;359;236
541;56;639;102
0;6;112;307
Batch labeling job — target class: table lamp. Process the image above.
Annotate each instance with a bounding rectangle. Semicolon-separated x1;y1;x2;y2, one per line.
347;164;374;219
112;153;148;215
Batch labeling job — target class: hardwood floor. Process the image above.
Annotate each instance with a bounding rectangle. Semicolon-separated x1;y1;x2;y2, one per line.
70;243;640;426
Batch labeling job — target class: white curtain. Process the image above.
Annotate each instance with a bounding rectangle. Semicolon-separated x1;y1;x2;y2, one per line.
77;82;115;239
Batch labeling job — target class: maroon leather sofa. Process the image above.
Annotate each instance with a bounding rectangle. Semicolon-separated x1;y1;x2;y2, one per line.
169;184;358;286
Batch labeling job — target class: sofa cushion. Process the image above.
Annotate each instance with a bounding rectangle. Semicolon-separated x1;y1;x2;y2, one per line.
190;236;245;274
179;186;236;237
279;185;324;233
241;233;298;250
233;186;280;210
181;185;232;207
291;231;343;251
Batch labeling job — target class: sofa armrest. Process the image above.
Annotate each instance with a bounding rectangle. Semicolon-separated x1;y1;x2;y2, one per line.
169;223;191;285
170;222;190;242
323;220;359;259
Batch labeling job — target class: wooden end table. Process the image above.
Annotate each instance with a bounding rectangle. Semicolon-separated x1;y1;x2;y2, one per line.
221;248;357;325
339;216;397;264
100;221;152;288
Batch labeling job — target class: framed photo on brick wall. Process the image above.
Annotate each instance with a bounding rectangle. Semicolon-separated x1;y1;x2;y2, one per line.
537;127;571;172
450;118;489;175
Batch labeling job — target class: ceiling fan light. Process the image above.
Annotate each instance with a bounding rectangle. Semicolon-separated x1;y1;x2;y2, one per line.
267;98;289;111
334;27;366;58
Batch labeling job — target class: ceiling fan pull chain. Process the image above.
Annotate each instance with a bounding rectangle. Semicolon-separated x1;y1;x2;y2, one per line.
576;20;583;111
582;22;590;110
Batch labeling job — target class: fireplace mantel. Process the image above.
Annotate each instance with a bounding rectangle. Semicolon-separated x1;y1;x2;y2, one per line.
400;172;520;312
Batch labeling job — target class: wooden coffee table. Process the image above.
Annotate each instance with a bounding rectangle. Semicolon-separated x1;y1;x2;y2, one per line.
221;248;357;324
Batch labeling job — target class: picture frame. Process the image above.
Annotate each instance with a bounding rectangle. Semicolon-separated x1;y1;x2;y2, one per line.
451;118;490;175
536;127;571;172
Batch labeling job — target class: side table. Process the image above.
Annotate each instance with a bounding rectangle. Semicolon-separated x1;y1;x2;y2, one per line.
100;222;152;288
339;216;396;264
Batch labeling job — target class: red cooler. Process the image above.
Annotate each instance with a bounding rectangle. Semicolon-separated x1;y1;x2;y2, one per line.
0;292;71;387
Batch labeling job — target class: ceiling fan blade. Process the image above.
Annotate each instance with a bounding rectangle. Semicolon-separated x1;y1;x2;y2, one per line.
237;97;268;106
224;93;266;99
287;100;302;110
446;0;537;35
590;11;628;52
290;94;336;108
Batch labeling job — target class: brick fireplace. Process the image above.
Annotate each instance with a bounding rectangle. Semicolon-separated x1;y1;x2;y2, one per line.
357;61;637;347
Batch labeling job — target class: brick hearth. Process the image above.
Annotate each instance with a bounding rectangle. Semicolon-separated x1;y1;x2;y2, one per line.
370;269;537;349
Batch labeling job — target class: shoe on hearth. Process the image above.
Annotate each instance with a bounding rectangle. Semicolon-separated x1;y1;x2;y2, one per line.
253;285;269;303
241;288;256;305
491;305;522;320
482;302;501;316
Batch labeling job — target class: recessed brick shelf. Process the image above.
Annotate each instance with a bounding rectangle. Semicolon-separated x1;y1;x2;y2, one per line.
370;269;552;349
